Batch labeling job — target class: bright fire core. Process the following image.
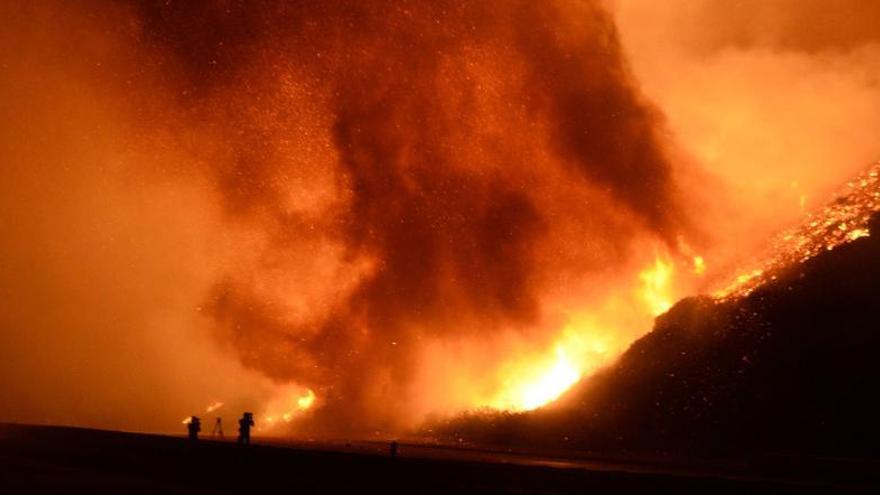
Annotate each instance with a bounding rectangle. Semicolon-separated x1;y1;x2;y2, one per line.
485;254;686;412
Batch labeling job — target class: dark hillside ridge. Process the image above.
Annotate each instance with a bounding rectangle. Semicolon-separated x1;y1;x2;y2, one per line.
441;213;880;458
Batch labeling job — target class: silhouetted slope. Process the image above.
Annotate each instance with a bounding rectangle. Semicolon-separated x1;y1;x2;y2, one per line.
441;213;880;458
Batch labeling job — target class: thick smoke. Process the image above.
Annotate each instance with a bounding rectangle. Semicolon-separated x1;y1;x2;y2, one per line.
122;0;689;431
0;1;286;431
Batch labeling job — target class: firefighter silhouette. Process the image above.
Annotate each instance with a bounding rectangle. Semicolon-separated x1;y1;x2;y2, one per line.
237;412;254;445
187;416;201;441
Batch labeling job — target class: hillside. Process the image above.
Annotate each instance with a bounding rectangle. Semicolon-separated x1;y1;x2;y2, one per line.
440;213;880;458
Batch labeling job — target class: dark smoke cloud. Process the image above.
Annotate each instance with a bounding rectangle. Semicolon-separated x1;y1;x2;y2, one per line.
0;0;694;432
113;0;692;431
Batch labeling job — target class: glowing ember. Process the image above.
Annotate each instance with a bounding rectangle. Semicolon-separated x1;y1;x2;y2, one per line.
848;228;870;241
297;390;316;411
181;401;225;424
716;162;880;299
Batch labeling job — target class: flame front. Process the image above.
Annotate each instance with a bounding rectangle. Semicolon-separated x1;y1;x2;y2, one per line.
640;258;675;317
484;253;688;412
489;339;585;412
716;163;880;299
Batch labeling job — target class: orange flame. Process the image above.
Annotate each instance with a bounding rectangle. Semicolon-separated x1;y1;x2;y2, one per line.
258;386;317;430
639;257;674;316
482;252;688;412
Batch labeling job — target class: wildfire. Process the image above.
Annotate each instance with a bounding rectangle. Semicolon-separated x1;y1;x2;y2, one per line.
716;162;880;299
488;330;604;412
487;161;880;415
503;346;580;412
485;251;688;412
297;389;316;410
181;400;226;424
640;257;675;316
258;386;317;430
180;388;316;429
692;256;707;276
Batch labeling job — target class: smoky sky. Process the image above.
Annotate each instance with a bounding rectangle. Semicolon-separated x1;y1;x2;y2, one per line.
68;0;689;431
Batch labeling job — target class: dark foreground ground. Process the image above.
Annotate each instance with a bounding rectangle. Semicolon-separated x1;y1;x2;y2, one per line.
1;423;878;494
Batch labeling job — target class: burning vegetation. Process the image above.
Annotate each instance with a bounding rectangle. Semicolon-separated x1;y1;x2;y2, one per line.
436;206;880;457
715;162;880;299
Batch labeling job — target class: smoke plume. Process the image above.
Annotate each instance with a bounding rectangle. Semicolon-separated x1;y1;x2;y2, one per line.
137;0;689;431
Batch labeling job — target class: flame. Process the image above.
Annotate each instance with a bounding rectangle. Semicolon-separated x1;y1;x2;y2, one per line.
181;400;224;424
848;228;870;241
640;257;675;316
509;346;579;411
485;253;687;412
716;162;880;299
297;389;316;410
692;256;707;276
257;385;317;430
488;335;589;412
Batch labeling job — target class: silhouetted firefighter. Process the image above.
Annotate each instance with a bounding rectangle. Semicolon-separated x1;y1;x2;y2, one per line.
187;416;201;441
212;417;224;439
237;412;254;445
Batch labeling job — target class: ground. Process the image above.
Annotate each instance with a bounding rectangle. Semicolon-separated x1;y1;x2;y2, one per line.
1;423;877;494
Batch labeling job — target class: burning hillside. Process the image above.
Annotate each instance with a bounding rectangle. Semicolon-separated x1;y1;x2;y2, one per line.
715;161;880;299
438;187;880;457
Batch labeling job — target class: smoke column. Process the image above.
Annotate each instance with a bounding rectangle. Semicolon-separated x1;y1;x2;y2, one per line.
137;0;691;432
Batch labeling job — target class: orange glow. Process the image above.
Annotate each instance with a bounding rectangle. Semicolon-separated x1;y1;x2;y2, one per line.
297;390;316;411
640;258;675;316
258;385;317;430
848;228;870;241
488;333;597;412
482;252;691;412
693;256;706;276
181;401;224;424
715;162;880;299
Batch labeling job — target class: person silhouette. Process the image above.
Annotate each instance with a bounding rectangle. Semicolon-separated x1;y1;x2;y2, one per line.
212;417;224;439
187;416;201;441
237;412;254;445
